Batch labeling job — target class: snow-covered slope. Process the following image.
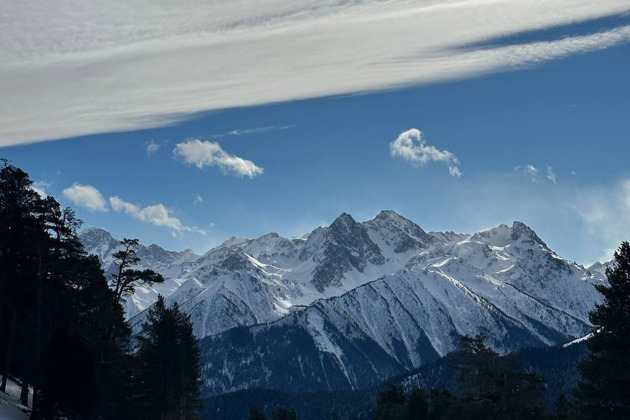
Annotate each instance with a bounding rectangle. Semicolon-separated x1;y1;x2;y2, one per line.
0;378;31;420
198;220;605;395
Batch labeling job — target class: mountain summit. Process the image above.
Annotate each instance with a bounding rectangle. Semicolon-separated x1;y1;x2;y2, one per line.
80;212;606;395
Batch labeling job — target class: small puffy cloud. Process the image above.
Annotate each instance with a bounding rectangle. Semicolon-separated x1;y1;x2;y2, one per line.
193;194;204;205
110;196;195;233
390;129;461;177
515;164;538;182
146;140;160;155
63;183;108;212
174;139;263;178
546;165;557;183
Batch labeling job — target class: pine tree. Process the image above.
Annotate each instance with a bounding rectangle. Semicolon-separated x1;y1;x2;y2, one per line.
249;408;267;420
271;408;298;420
375;385;407;420
575;241;630;419
136;295;202;420
374;387;461;420
0;160;47;396
458;333;500;408
457;334;545;420
405;389;429;420
111;238;164;303
554;392;570;420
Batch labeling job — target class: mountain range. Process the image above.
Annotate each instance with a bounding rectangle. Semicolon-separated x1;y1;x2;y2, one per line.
80;210;607;398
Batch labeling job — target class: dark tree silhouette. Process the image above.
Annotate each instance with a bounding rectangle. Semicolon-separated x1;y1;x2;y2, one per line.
1;160;136;420
576;242;630;419
136;295;201;420
111;238;164;303
249;408;267;420
457;334;545;420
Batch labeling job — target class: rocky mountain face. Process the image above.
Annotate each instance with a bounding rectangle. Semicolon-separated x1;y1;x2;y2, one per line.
80;211;607;397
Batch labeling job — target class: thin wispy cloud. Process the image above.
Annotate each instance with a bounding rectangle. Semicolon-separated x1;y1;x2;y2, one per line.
1;1;630;145
390;129;461;177
515;164;539;182
209;125;294;140
546;165;557;183
193;194;204;205
110;195;201;234
573;179;630;262
174;139;264;178
515;164;559;183
146;140;161;155
63;183;108;212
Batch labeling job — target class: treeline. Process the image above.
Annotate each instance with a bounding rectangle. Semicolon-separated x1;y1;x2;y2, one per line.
0;160;202;419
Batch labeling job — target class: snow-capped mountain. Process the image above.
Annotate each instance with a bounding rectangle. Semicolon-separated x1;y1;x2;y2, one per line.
81;212;607;396
120;211;451;337
196;218;605;395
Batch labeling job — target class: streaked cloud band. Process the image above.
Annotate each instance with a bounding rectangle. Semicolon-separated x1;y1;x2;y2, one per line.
1;0;630;145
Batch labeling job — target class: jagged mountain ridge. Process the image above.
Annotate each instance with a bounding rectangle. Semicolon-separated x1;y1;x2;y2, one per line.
198;221;604;395
80;212;605;342
80;212;606;397
83;210;457;337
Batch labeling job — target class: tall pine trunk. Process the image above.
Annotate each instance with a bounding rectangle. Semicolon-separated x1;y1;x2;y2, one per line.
0;311;17;393
30;388;41;420
20;380;29;406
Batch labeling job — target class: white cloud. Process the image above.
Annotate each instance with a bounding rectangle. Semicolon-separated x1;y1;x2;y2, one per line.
63;183;108;212
1;1;630;145
146;140;160;155
515;164;539;182
390;129;461;177
573;179;630;262
448;166;463;179
193;194;204;205
174;139;264;178
546;165;557;183
110;195;198;233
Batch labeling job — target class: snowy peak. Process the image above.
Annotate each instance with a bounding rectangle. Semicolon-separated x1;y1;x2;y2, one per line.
511;221;547;247
304;212;385;291
79;227;119;255
471;221;546;248
80;226;115;242
364;210;437;255
588;260;613;277
217;236;249;249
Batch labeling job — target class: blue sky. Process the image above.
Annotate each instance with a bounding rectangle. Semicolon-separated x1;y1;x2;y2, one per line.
2;2;630;264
